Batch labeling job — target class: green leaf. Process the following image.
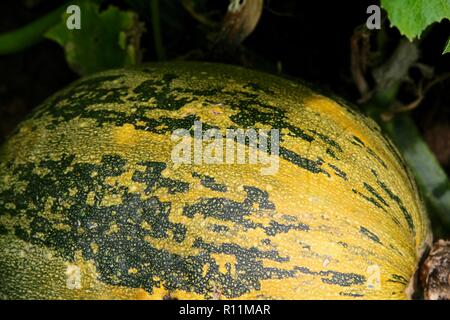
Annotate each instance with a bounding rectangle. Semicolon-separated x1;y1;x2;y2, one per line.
381;0;450;40
45;1;143;75
444;37;450;54
383;114;450;232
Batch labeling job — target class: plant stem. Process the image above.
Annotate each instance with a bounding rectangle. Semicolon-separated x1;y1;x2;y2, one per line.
150;0;166;61
0;3;70;55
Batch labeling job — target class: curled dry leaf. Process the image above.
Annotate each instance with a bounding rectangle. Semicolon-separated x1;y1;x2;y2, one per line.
420;240;450;300
218;0;264;46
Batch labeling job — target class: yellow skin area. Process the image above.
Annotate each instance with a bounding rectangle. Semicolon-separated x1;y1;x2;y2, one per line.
0;62;431;299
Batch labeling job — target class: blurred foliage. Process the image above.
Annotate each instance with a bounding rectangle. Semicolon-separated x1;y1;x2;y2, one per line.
0;2;68;54
45;0;143;75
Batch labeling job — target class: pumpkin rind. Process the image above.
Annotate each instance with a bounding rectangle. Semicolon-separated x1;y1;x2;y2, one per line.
0;62;431;299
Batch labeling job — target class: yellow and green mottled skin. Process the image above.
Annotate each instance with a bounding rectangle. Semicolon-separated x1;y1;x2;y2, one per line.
0;62;431;299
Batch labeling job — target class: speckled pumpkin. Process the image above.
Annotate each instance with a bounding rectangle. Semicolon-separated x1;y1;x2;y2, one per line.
0;62;431;300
